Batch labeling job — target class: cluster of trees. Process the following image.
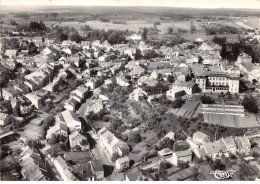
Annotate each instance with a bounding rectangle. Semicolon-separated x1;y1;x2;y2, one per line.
142;49;160;59
110;118;126;133
28;21;46;32
157;137;174;150
1;38;20;51
84;29;127;45
242;95;259;114
154;95;184;108
41;115;55;138
142;83;169;95
167;75;175;83
200;95;214;104
10;19;18;26
0;66;15;87
28;42;39;55
167;27;173;34
128;132;142;143
87;109;110;122
224;41;259;63
205;25;241;35
100;17;110;22
142;28;148;40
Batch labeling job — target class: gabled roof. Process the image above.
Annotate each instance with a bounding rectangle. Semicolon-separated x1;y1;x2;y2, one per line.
193;131;210;141
90;160;103;172
61;110;80;124
222;137;237;149
235;136;251;149
5;49;17;56
173;150;192;158
126;167;142;181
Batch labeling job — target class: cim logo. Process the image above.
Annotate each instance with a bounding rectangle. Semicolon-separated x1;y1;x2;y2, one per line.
210;169;236;180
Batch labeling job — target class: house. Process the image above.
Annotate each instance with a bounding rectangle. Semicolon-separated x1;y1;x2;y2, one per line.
69;129;89;151
84;99;104;116
234;136;251;154
64;98;78;112
73;86;89;101
158;148;173;158
0;113;11;126
42;47;52;55
5;49;18;58
192;131;210;145
161;131;175;141
200;140;228;160
72;162;94;181
171;150;192;166
24;93;42;109
138;75;158;87
0;129;16;144
110;63;123;75
166;80;196;100
98;127;130;158
115;156;130;172
72;160;104;181
2;86;25;100
237;53;252;64
129;88;148;102
53;156;78;181
125;167;152;181
116;74;130;87
46;121;68;140
20;50;29;56
126;34;142;41
222;137;237;154
61;110;81;131
85;78;98;90
0;100;12;113
193;148;207;159
90;160;104;180
19;147;50;181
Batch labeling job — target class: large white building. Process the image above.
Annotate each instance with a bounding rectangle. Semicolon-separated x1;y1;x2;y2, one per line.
195;69;240;93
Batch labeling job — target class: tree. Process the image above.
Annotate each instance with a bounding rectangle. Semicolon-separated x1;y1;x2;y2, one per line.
142;28;148;40
129;132;142;143
134;49;142;60
68;31;82;43
159;137;174;150
167;27;173;34
48;134;59;145
198;56;203;63
242;95;259;113
172;98;184;108
167;75;175;83
200;95;213;104
252;79;257;84
143;49;159;59
28;42;38;55
10;19;18;26
220;44;228;60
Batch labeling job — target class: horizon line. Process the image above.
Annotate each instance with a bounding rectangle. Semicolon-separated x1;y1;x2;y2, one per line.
1;5;260;10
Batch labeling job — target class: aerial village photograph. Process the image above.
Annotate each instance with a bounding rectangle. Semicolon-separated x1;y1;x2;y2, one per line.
0;0;260;182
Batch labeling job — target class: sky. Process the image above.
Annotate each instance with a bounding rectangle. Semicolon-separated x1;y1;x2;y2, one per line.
1;0;260;9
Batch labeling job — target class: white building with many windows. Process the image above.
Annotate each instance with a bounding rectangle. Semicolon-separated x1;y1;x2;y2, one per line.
195;69;240;93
